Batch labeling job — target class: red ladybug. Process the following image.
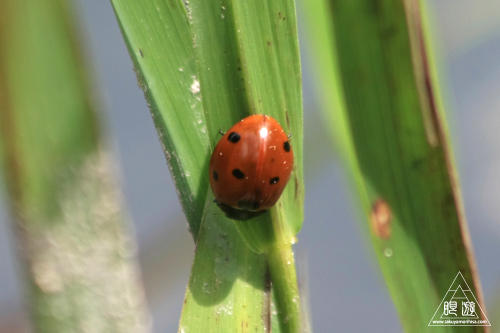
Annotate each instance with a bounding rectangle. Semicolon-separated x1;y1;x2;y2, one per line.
209;114;294;220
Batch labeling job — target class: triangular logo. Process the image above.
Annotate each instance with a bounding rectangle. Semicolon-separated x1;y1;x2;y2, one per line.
428;272;490;326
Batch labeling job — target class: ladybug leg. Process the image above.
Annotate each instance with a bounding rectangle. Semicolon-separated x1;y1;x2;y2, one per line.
218;129;226;136
287;133;292;138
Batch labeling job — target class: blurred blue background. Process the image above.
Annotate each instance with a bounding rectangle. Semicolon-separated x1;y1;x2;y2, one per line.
0;0;499;331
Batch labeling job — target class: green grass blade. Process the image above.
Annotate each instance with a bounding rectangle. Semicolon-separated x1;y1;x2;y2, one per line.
0;0;149;331
179;198;271;332
184;0;305;331
112;0;304;330
303;0;487;330
111;0;211;239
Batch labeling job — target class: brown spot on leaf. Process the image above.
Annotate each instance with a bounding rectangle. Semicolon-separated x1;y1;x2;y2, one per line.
294;175;299;200
370;199;392;239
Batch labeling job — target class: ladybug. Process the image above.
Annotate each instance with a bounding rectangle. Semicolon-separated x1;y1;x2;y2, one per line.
209;114;294;221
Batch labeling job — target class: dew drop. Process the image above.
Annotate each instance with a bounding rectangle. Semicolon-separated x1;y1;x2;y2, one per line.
190;79;200;94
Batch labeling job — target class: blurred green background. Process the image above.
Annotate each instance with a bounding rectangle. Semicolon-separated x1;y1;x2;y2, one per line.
0;0;499;331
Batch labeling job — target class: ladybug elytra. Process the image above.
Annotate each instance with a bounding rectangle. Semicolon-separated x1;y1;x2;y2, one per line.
209;114;293;221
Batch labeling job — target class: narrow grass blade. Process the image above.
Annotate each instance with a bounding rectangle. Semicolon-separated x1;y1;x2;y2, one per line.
112;0;305;330
0;0;149;331
111;0;211;239
179;197;271;332
182;0;305;331
303;0;487;330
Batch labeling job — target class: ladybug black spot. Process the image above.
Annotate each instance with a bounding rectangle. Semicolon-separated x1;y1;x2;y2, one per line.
232;169;245;179
213;171;218;181
227;132;241;143
270;177;280;185
283;141;290;152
